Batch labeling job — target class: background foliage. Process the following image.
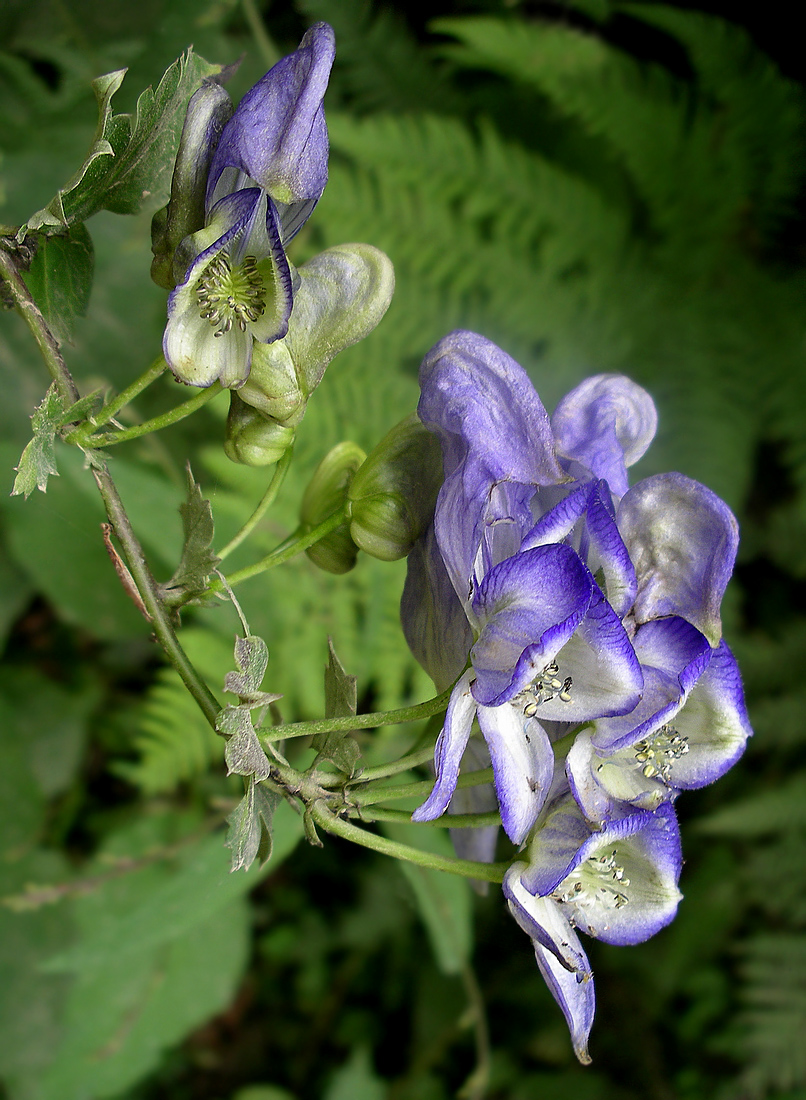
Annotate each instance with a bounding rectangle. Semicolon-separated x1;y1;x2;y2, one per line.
1;1;805;1098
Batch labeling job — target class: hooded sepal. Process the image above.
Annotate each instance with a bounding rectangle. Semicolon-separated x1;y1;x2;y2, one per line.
504;865;595;1064
551;374;657;498
521;795;683;946
617;473;739;645
206;22;335;226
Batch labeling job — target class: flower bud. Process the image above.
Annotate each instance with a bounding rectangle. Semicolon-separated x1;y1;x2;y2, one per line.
223;393;296;467
348;414;443;561
237;340;306;425
151;82;233;290
301;442;366;574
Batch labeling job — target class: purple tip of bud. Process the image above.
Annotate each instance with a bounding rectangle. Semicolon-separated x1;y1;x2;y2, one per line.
206;22;336;214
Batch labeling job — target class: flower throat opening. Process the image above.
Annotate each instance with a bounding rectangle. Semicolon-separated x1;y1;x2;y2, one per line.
197;254;268;336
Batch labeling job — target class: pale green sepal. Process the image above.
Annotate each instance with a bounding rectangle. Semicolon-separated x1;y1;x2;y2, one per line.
223;394;296;466
349;414;443;561
237;340;305;424
301;442;366;574
283;243;395;397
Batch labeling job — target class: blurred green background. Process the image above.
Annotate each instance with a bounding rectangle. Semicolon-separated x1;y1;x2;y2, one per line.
1;1;805;1098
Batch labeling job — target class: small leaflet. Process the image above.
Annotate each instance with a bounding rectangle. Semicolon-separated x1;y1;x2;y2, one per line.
12;385;104;497
313;638;362;777
161;466;220;602
226;775;281;872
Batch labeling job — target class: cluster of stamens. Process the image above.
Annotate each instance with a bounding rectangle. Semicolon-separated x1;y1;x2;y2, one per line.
634;724;689;783
552;848;631;914
196;254;267;336
519;661;573;716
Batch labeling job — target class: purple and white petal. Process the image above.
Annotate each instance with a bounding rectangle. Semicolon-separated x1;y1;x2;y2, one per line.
469;545;593;706
533;584;643;724
567;727;675;816
590;616;712;751
477;704;553;844
207;23;335;221
418;331;564;489
448;737;499;873
412;671;476;823
524;796;683;945
617;473;739;645
504;866;595;1064
551;374;657;497
663;640;752;788
584;482;637;618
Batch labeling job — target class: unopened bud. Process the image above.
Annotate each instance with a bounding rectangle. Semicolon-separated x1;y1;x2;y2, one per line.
348;414;442;561
151;82;233;290
223;393;295;467
301;441;366;574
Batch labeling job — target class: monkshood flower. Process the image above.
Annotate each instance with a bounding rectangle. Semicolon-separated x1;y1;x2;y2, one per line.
161;24;336;388
411;542;642;844
504;795;683;1062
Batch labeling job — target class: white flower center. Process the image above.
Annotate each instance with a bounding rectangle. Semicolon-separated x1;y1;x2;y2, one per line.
552;848;631;927
196;254;267;337
633;724;689;783
518;661;573;716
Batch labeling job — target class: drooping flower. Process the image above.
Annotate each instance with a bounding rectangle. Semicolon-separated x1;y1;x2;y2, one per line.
161;23;336;388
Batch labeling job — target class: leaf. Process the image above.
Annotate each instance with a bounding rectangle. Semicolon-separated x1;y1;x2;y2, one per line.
224;634;271;700
383;823;473;976
161;465;220;601
21;49;222;234
22;223;94;344
218;705;272;780
323;1046;386;1100
226;775;282;873
11;384;63;497
314;637;362;777
697;775;806;837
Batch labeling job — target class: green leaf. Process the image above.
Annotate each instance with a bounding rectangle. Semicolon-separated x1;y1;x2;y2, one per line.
22;223;94;344
161;464;220;601
218;705;272;780
11;384;63;497
224;634;271;700
21;49;222;234
323;1046;386;1100
383;823;473;976
226;775;282;873
313;637;362;777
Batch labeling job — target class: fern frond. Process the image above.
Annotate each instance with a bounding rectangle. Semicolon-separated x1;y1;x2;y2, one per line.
114;629;234;795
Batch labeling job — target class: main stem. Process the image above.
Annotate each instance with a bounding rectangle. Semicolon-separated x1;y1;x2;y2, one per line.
0;245;220;729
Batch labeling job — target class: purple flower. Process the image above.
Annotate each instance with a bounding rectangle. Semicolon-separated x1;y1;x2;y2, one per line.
412;544;642;844
162;24;336;388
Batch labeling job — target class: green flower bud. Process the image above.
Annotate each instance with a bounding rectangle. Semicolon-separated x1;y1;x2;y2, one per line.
151;82;233;290
223;392;296;467
348;414;443;561
301;441;367;574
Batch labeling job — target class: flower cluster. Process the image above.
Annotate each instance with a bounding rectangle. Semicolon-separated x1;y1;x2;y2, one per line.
401;330;751;1062
151;24;394;464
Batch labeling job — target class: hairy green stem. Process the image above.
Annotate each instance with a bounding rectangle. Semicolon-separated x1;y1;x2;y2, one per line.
354;806;501;828
259;686;453;744
77;383;222;447
349;767;494;808
0;245;220;730
224;504;350;586
0;245;80;405
310;802;508;883
92;464;221;727
217;446;293;561
67;357;167;441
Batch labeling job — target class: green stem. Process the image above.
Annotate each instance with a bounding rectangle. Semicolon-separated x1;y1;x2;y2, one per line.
310;802;508;883
259;687;453;744
217;446;293;561
349;768;494;808
77;383;222;447
356;741;442;782
67;357;167;442
0;247;220;731
224;504;350;586
354;806;500;828
92;464;221;728
0;245;79;405
241;0;281;68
